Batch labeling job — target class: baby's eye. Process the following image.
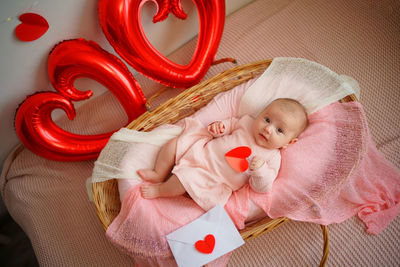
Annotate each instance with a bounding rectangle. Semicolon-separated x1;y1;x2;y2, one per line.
265;117;270;123
277;128;283;134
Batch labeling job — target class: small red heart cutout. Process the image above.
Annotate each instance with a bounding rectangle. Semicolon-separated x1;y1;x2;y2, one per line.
15;13;49;42
195;234;215;254
225;146;252;172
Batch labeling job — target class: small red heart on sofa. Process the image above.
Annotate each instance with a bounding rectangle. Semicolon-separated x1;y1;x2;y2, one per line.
225;146;252;172
195;234;215;254
15;13;49;41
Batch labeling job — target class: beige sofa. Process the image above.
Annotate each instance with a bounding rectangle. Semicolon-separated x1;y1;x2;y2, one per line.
2;0;399;266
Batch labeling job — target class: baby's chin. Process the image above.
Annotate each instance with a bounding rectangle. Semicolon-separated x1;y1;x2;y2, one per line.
255;135;277;149
260;143;279;149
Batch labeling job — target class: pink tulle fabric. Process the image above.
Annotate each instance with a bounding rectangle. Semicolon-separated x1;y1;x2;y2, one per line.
106;91;400;265
248;101;400;235
106;184;230;267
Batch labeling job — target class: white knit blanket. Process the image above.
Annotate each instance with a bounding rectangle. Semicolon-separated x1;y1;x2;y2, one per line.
239;57;358;117
91;126;182;183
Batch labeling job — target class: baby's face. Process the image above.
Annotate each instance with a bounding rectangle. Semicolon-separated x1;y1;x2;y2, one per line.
252;100;307;149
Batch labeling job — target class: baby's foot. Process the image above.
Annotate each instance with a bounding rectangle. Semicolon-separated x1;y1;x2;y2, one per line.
137;169;163;183
141;184;161;199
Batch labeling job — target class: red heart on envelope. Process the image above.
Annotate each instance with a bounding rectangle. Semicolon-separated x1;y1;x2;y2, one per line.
195;234;215;254
225;146;252;172
15;13;49;42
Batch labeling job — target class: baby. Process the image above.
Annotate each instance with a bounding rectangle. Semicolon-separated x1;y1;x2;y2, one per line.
138;98;308;211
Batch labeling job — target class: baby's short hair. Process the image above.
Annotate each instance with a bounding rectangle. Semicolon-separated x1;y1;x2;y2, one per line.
272;98;309;135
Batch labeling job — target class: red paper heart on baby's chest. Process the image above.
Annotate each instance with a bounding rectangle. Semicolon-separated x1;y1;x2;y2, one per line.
225;146;252;172
195;234;215;254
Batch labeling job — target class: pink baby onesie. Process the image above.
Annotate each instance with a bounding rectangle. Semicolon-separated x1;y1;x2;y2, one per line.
172;114;281;211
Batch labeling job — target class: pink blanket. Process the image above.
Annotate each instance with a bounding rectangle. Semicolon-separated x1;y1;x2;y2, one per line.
106;87;400;265
241;102;400;235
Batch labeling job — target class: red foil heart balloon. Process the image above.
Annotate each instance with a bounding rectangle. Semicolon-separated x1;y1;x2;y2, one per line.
225;146;252;172
98;0;225;89
15;0;226;161
195;234;215;254
15;39;147;161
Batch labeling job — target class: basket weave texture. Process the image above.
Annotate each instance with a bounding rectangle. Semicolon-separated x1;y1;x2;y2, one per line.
92;59;355;266
92;59;273;229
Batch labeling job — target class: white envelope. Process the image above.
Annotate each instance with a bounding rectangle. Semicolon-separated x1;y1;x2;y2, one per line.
166;205;244;267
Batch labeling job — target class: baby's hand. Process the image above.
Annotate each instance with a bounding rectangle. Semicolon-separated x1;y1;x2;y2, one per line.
250;156;264;171
208;121;225;137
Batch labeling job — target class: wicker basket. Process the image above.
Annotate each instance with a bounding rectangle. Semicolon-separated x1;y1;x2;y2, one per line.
92;59;356;266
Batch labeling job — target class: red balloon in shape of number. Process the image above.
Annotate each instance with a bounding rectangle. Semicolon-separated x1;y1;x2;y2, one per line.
14;39;147;161
98;0;225;89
